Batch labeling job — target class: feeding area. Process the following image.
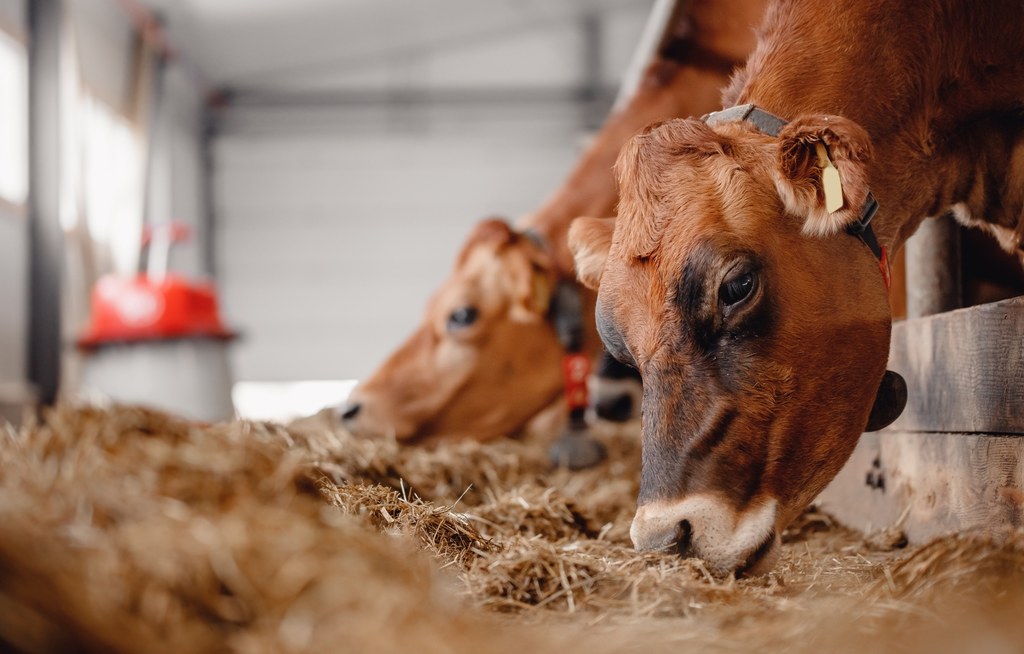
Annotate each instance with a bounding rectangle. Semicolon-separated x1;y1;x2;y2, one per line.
2;0;1024;652
1;406;1023;653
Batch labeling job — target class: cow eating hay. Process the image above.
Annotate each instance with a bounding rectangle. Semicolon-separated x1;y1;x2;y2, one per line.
0;407;1023;653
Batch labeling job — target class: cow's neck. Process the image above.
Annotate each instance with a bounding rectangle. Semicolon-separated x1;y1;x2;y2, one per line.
732;0;1024;254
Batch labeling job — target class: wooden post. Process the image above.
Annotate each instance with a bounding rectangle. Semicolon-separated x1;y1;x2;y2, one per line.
904;213;962;318
27;0;63;406
818;297;1024;542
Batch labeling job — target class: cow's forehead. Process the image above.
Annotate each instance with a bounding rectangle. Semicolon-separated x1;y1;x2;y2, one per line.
618;159;774;260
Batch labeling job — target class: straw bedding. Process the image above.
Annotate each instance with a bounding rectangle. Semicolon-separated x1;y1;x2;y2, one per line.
0;405;1022;653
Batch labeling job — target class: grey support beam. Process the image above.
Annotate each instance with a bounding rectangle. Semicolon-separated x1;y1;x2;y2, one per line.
224;86;617;109
200;105;220;278
27;0;63;406
613;0;683;110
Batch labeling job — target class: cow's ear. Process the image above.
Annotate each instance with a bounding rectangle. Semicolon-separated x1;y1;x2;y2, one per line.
774;115;873;237
509;236;555;323
569;217;615;290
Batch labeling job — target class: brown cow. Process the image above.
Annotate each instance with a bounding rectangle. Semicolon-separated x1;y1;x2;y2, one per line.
340;0;765;447
570;0;1024;575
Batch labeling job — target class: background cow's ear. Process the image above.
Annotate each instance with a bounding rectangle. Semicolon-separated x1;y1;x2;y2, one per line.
509;238;555;323
569;216;615;290
774;115;873;237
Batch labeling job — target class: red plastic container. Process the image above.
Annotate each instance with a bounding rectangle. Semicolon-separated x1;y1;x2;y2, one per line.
77;274;235;349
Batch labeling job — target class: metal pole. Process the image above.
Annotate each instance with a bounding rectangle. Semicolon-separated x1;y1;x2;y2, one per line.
612;0;685;111
200;103;220;278
27;0;64;406
905;213;962;318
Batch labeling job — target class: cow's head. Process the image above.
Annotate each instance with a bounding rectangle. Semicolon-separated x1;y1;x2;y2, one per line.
341;218;570;442
570;115;905;576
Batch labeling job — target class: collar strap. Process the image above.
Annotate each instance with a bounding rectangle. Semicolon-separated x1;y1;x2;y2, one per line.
551;282;590;415
705;104;789;137
703;104;890;288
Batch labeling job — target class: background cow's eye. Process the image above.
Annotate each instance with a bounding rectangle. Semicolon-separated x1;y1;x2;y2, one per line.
447;306;479;331
719;271;755;306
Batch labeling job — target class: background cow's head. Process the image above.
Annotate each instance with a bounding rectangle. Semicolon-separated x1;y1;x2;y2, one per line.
570;115;903;576
341;218;574;442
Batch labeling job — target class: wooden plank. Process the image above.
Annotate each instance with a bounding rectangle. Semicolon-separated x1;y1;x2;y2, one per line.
818;431;1024;543
887;296;1024;434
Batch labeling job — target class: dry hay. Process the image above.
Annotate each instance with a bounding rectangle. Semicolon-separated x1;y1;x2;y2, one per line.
0;406;1022;654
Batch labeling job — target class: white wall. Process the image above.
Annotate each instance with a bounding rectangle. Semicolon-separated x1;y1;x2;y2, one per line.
0;0;24;387
215;104;583;381
0;207;26;385
0;0;22;33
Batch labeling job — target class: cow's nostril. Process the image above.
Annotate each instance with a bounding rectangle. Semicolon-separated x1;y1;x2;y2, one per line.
675;519;693;556
340;402;362;421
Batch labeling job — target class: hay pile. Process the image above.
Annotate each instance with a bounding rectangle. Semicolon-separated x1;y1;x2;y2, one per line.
0;406;1022;653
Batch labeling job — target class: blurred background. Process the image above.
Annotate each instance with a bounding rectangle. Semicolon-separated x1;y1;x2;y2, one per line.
0;0;656;423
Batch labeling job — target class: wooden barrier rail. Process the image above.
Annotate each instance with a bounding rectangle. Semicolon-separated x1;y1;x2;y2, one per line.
819;296;1024;541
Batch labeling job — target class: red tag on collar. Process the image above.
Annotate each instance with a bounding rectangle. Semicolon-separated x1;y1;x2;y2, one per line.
562;353;590;411
879;246;891;290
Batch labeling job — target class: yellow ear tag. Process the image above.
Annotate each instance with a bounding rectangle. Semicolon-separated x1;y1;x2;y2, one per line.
815;142;844;213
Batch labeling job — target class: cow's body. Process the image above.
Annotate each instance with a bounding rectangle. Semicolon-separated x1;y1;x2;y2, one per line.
341;0;765;443
727;0;1024;254
570;0;1024;575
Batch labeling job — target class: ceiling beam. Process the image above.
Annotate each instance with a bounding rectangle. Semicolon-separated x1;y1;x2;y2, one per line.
149;0;651;86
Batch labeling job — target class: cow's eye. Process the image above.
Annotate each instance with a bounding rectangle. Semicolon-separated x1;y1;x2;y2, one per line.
447;306;479;331
719;271;756;306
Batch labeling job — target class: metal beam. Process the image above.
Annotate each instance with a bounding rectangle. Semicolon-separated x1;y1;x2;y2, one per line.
224;85;617;110
613;0;685;110
27;0;63;406
199;105;220;278
199;0;648;86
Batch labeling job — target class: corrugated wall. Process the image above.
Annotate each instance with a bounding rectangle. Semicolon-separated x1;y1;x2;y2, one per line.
215;105;583;381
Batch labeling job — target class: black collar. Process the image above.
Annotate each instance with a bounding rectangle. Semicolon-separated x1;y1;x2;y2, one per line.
703;104;889;279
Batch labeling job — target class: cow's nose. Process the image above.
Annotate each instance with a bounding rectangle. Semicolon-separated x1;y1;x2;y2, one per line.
631;513;694;555
340;401;362;422
630;498;779;576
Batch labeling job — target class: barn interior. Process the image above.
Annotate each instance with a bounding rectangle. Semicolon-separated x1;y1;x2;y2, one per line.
1;1;1023;652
